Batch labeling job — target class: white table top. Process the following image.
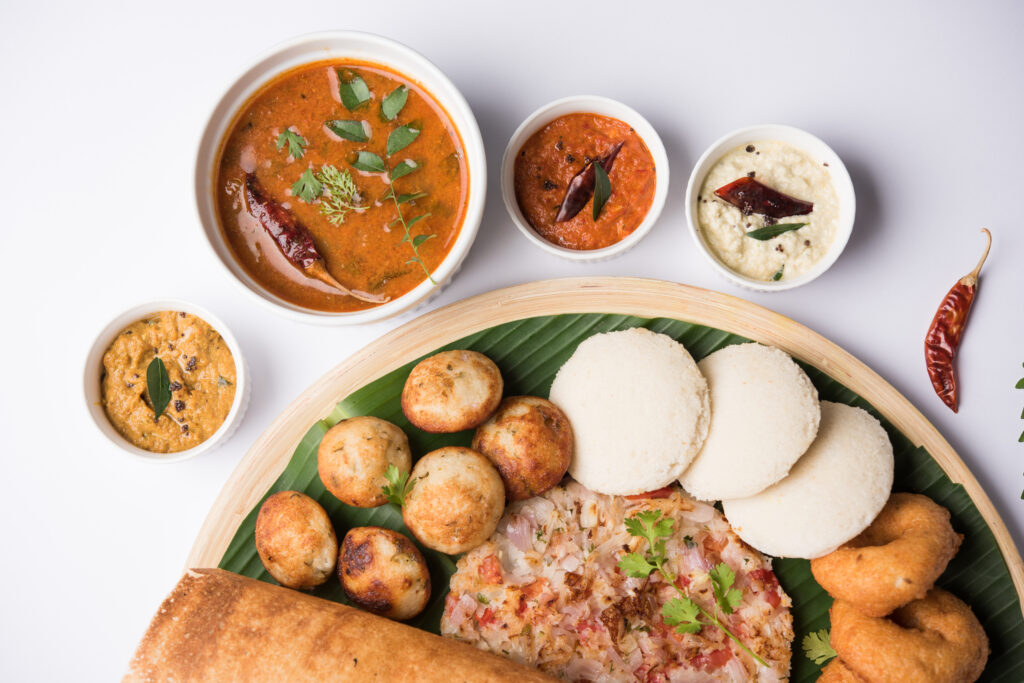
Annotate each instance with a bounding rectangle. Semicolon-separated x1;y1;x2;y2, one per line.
2;1;1022;678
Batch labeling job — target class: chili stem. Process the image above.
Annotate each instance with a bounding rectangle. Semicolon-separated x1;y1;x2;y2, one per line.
386;183;435;285
963;228;992;284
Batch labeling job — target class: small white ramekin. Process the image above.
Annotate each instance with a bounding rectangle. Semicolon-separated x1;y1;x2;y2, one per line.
685;124;856;292
194;31;486;324
83;300;250;463
501;95;669;262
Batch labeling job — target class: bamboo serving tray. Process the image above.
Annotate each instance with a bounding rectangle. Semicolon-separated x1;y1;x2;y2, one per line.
187;277;1024;609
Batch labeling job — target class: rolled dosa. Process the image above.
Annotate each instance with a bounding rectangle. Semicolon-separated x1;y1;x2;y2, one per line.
125;568;556;682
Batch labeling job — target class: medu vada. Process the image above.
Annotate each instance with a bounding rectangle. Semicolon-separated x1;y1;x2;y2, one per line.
811;493;961;616
818;659;863;682
829;589;989;683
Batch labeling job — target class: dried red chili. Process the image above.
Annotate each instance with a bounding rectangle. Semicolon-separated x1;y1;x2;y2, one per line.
713;177;814;218
243;174;386;304
924;229;992;412
554;141;624;223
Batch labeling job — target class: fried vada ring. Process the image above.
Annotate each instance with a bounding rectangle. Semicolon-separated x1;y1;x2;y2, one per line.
818;660;863;682
830;589;988;683
811;493;961;616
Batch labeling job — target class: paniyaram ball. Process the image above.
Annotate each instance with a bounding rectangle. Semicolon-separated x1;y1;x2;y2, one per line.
548;328;710;496
401;350;503;433
317;416;411;508
722;401;893;559
679;343;820;501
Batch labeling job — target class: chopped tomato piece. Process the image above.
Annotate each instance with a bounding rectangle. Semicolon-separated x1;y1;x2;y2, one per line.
478;555;503;585
521;578;548;599
474;607;498;628
690;648;732;672
750;568;779;588
764;588;781;609
515;595;528;617
625;486;675;499
674;575;691;590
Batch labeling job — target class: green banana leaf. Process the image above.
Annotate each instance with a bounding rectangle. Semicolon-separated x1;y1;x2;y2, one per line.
218;313;1024;681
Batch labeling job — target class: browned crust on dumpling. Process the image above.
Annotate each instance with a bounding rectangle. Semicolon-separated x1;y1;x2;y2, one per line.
338;526;430;621
255;491;337;590
403;447;505;554
472;396;573;501
401;350;503;433
318;416;411;507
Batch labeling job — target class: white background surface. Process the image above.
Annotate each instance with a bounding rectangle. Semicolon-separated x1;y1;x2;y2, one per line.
2;1;1022;679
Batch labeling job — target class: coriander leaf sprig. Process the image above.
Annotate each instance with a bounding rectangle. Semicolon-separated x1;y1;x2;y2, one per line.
276;129;308;159
802;629;836;665
618;510;768;668
381;464;415;506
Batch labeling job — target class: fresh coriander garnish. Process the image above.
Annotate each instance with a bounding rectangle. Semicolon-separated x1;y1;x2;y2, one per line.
381;464;415;506
292;168;323;202
315;165;363;225
146;357;171;419
772;264;785;281
746;222;808;241
618;510;768;668
352;151;386;174
387;124;420;156
592;160;611;221
381;85;409;121
325;120;368;143
802;629;836;665
276;129;307;159
339;72;371;111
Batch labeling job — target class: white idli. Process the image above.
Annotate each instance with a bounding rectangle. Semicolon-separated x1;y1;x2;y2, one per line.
548;328;709;495
680;343;820;501
722;401;893;559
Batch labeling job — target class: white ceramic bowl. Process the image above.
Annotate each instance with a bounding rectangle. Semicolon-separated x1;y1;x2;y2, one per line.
685;124;855;291
501;95;669;262
194;31;486;324
83;300;250;463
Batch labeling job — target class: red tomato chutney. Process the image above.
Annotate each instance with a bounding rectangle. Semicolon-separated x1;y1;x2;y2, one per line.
513;113;656;250
215;60;468;312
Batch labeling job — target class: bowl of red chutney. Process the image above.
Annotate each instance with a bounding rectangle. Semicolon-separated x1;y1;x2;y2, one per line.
501;96;668;261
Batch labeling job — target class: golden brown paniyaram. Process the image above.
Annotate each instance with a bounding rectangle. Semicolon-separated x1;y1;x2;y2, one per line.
254;491;336;589
124;569;557;682
338;526;430;621
317;416;411;508
401;350;503;433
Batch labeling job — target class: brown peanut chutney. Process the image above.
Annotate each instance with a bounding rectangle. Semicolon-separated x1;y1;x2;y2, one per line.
101;312;236;453
215;60;468;312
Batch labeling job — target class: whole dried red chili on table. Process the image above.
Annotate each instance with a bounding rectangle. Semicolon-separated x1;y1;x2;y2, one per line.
924;228;992;412
243;173;386;304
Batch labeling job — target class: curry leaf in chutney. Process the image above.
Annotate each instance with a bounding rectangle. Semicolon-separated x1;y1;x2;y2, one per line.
381;85;409;121
339;73;371;111
352;151;386;174
772;264;785;281
325;120;368;143
146;357;171;420
275;129;307;159
746;223;809;241
387;125;420;156
292;168;323;202
592;160;611;221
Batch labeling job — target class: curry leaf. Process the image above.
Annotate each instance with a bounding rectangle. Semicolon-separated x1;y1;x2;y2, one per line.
351;151;386;174
396;191;427;205
412;233;435;248
339;73;371;111
387;125;420;156
772;264;785;281
292;168;323;202
325;120;368;143
406;213;431;230
746;223;808;240
381;85;409;121
592;160;611;221
146;357;171;419
275;129;307;159
390;160;420;180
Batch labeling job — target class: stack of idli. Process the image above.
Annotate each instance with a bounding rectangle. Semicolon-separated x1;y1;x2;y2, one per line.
549;328;709;496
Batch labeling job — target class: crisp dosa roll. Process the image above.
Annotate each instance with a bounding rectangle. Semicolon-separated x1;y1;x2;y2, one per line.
124;568;555;682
